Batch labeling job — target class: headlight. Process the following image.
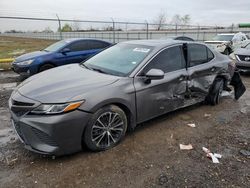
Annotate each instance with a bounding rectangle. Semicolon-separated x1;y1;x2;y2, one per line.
18;59;34;66
31;101;84;114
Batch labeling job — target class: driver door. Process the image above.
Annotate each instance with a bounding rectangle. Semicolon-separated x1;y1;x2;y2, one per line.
134;45;188;123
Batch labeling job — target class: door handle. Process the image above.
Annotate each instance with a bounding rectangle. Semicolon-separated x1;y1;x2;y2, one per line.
211;67;216;72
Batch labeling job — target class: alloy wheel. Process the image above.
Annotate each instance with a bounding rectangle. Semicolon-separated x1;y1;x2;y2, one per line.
91;112;125;149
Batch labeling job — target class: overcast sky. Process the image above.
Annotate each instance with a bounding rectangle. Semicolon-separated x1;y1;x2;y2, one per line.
0;0;250;32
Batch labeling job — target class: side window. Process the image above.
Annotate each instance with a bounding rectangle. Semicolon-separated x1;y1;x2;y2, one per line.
143;46;185;74
88;41;109;50
67;41;88;52
207;48;214;61
188;44;212;67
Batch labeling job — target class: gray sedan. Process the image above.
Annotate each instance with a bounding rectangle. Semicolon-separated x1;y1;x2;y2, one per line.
9;40;245;156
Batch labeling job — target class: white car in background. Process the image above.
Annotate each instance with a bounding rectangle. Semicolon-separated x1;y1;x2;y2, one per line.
205;32;250;55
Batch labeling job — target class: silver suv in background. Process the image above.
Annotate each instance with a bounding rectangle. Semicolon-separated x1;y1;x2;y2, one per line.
205;32;250;55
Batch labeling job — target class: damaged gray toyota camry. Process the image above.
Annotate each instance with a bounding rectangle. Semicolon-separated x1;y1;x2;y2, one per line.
9;40;245;156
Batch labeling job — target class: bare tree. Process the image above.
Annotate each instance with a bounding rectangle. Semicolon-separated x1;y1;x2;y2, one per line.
182;15;191;25
171;14;191;28
171;14;182;25
71;21;81;31
154;12;167;31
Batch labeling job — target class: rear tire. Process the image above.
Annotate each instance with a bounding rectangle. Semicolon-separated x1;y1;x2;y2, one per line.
83;105;127;151
39;64;55;72
206;79;224;105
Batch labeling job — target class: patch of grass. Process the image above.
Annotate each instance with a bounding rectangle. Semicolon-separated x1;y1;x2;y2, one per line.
0;36;57;59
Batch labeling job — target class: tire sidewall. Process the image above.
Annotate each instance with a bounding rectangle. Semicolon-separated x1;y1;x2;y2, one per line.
207;79;224;105
216;80;224;104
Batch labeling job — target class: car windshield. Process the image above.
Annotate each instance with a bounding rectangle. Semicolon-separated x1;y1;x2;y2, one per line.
212;35;234;41
43;40;68;52
83;43;153;76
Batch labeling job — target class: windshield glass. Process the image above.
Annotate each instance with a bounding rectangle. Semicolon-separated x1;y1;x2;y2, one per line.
44;40;68;52
212;34;234;41
83;43;153;76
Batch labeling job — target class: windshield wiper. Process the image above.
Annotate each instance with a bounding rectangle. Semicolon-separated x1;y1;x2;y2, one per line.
81;64;91;70
91;67;107;74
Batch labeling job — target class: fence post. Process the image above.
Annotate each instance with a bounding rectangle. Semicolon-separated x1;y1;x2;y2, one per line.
56;14;62;40
175;24;178;35
111;18;115;43
197;25;200;41
145;21;149;39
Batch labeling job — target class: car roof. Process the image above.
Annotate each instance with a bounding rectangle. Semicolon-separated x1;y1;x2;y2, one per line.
122;39;194;48
62;38;111;43
217;33;235;36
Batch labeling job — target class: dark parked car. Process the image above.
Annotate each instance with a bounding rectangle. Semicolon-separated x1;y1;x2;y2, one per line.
9;40;245;156
231;42;250;71
161;35;194;41
11;38;111;76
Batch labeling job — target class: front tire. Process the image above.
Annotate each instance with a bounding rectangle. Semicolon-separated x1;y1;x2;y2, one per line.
83;105;127;151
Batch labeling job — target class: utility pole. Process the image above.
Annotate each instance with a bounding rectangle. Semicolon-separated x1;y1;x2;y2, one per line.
111;18;115;43
145;20;149;39
56;14;62;40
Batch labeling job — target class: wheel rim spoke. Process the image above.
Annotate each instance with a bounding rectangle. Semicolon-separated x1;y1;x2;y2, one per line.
109;132;116;143
107;132;111;146
110;113;118;124
97;119;106;127
110;127;123;132
111;122;123;129
95;132;106;146
93;125;106;130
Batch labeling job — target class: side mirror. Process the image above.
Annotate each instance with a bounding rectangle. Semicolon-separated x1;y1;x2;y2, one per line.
61;48;71;54
145;69;164;80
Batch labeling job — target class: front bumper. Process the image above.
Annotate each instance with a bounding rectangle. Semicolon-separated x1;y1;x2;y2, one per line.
11;63;30;76
10;110;91;156
9;92;92;156
236;61;250;71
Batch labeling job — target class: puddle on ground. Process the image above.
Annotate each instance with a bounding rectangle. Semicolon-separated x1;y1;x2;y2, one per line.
0;83;17;90
0;128;16;147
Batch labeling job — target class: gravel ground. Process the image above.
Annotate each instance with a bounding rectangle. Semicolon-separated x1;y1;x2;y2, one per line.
0;71;249;188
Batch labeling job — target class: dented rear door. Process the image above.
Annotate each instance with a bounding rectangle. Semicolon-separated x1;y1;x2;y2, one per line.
187;44;223;98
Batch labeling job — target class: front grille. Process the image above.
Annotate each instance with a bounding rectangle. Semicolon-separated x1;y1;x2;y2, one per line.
237;55;250;62
14;110;30;117
31;127;58;147
12;99;34;107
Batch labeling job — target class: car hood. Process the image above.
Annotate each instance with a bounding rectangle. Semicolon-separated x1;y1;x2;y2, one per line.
17;64;119;103
234;48;250;56
14;51;50;62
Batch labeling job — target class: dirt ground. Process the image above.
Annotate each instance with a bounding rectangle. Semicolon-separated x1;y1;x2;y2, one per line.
0;36;56;59
0;71;249;188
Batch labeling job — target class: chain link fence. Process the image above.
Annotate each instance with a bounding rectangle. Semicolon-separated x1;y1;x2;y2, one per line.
1;16;250;43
